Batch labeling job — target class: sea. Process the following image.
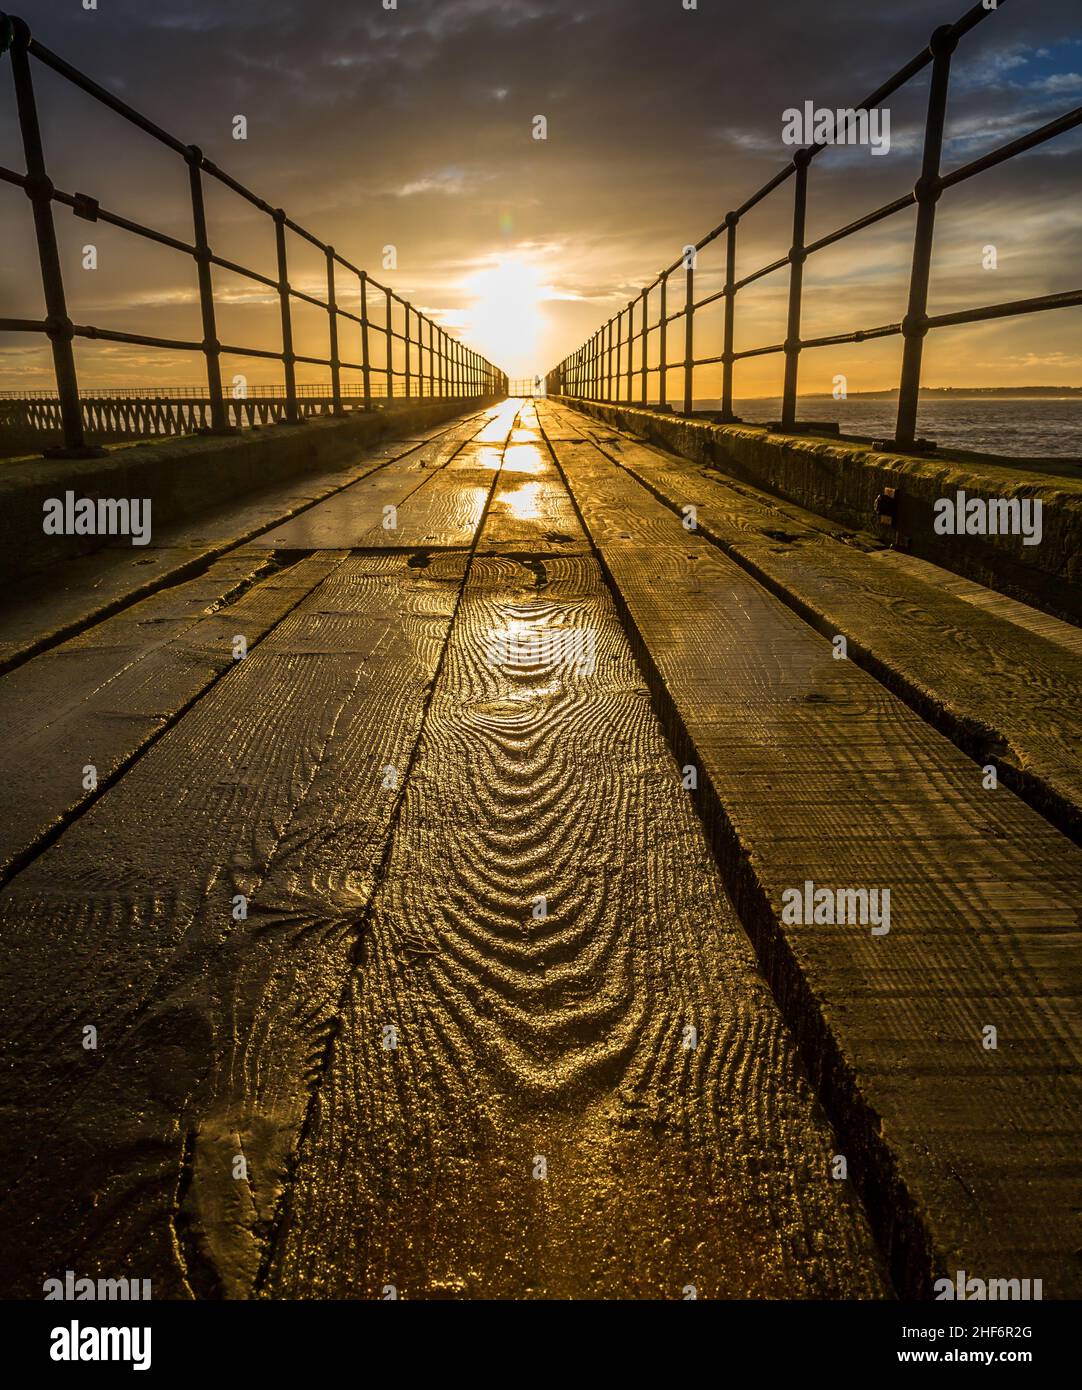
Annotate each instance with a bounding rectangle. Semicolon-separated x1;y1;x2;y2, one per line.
693;397;1082;462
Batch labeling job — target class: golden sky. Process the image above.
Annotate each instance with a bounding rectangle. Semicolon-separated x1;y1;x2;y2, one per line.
1;0;1079;397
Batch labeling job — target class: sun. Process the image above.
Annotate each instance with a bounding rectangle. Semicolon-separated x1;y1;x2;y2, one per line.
464;256;543;377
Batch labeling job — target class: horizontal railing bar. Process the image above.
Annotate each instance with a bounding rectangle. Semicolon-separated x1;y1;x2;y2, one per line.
73;324;203;351
0;383;391;398
332;251;364;278
0;316;45;331
693;287;728;311
924;288;1082;328
939;106;1082;190
218;343;288;359
799;322;901;349
730;342;786;360
27;36;191;156
613;3;1004;305
50;188;197;255
283;216;327;253
199;158;272;213
209;255;278;290
288;285;330;311
0;164;27;187
733;255;792;292
804;192;917;256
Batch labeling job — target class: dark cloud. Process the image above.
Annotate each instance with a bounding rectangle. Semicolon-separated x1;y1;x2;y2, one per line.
1;0;1079;387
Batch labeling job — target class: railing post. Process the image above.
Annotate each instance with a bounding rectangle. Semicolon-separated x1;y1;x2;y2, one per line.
721;213;740;422
359;271;372;410
659;272;668;409
273;209;299;424
640;287;648;405
606;318;613;401
10;18;87;454
185;147;228;433
325;247;342;416
385;287;393;400
780;150;810;431
403;303;411;399
683;257;694;415
896;26;956;449
626;303;634;403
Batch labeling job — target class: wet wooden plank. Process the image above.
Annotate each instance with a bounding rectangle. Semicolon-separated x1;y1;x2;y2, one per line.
0;551;468;1296
478;439;590;554
554;412;1082;844
0;549;348;884
0;409;488;672
264;555;887;1299
251;401;520;551
540;408;1082;1298
875;549;1082;657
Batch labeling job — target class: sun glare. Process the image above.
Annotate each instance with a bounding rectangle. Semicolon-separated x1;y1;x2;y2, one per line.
464;257;543;376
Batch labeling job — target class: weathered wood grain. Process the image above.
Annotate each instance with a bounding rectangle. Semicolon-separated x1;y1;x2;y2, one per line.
0;550;348;883
0;551;470;1296
539;406;1082;1297
264;552;887;1299
478;439;589;555
250;402;520;551
555;409;1082;844
0;408;490;672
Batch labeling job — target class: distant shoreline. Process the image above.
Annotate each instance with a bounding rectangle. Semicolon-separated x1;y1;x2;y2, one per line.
779;387;1082;400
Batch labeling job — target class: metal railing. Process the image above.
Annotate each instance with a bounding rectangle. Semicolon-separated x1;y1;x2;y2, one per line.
0;385;404;443
0;13;507;456
507;377;544;397
545;0;1082;451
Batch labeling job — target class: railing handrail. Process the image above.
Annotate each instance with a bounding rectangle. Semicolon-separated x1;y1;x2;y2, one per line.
545;0;1082;450
0;12;507;454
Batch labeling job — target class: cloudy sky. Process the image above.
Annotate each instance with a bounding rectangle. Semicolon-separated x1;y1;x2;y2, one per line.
1;0;1079;396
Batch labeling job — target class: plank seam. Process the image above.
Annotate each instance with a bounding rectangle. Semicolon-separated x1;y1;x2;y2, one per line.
0;408;490;678
539;412;922;1298
251;406;523;1295
0;551;353;893
571;408;1082;850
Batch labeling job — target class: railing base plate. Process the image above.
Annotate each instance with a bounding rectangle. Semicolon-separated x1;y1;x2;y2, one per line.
871;437;938;455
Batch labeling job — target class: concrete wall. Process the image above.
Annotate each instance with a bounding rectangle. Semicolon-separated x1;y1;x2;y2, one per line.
554;397;1082;623
0;398;498;585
